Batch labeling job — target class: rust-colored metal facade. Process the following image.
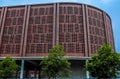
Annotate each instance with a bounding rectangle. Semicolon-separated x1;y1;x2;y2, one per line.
0;3;115;57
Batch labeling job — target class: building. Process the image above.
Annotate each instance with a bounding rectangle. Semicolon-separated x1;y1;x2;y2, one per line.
0;2;115;78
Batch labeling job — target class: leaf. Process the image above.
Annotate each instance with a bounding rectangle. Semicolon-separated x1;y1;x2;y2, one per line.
86;44;120;78
40;45;71;78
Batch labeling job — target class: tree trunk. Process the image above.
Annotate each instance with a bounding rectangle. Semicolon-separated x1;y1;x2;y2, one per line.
48;76;50;79
38;70;41;79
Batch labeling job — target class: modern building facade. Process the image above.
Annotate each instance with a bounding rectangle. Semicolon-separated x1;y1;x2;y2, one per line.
0;2;115;78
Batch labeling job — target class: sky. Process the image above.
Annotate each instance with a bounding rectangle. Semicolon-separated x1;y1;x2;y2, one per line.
0;0;120;53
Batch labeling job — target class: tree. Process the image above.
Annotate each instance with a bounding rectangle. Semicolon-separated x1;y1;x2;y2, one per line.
86;44;120;79
40;45;71;79
0;55;19;78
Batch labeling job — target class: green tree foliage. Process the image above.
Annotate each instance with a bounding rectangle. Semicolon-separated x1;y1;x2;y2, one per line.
0;55;19;78
40;45;71;79
86;44;120;79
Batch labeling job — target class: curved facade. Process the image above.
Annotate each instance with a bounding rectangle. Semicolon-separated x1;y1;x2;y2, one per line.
0;3;115;78
0;3;115;57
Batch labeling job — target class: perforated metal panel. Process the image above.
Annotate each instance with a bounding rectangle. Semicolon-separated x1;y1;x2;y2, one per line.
0;3;115;57
0;7;25;57
58;4;85;56
25;5;55;56
87;6;106;55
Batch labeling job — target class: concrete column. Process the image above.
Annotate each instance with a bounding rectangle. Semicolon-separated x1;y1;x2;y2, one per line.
20;59;24;79
86;60;90;78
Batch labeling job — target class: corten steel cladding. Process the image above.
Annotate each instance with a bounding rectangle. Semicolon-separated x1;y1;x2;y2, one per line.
0;3;115;57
